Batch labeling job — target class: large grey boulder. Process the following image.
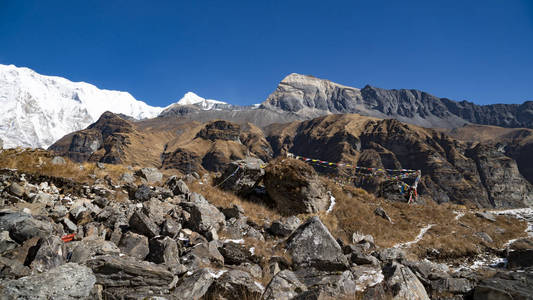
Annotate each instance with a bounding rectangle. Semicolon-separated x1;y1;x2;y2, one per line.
264;158;330;215
129;210;160;238
166;176;190;195
146;236;180;265
263;270;308;300
174;268;217;299
0;263;96;299
204;270;263;300
69;238;120;263
473;270;533;300
118;231;149;260
135;167;163;184
51;156;66;165
0;211;55;244
29;236;66;273
181;201;225;238
216;158;265;195
383;262;430;300
86;255;174;288
285;216;349;271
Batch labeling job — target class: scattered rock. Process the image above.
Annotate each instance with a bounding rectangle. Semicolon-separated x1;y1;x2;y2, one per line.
263;270;308;300
204;270;263;300
219;241;260;265
473;270;533;300
216;157;265;195
147;236;180;265
374;206;392;223
29;236;66;272
118;231;149;260
174;268;216;300
51;156;66;165
475;231;493;243
268;216;302;237
8;182;25;198
69;238;121;263
285;216;349;271
382;262;430;300
134;184;153;202
135;167;163;184
0;230;18;253
166;176;190;195
507;249;533;268
119;172;135;184
128;210;160;238
161;218;181;238
221;204;245;220
475;211;496;222
264;158;330;215
181;201;225;238
0;263;96;299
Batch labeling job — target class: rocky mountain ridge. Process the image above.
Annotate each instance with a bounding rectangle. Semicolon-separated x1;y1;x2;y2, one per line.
49;112;533;209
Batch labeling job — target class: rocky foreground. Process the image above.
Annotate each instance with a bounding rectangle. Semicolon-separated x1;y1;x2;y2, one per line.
0;160;532;300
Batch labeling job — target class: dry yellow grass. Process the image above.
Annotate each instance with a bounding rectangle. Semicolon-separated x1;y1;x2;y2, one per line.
0;148;130;183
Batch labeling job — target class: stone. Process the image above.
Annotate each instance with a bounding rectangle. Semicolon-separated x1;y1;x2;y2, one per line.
293;268;357;297
375;247;406;262
221;204;245;220
0;256;31;279
382;262;430;300
51;156;67;165
264;158;330;215
8;182;25;198
96;162;105;169
69;238;121;263
142;198;174;226
135;167;163;184
118;231;149;260
128;210;160;238
475;211;497;222
219;241;260;265
86;255;174;287
476;231;493;243
374;207;392;223
216;157;265;195
2;213;55;244
0;263;96;299
0;230;18;253
166;176;190;196
62;217;78;232
473;270;533;300
268;216;302;237
161;218;181;238
181;201;225;238
285;216;349;271
352;232;375;245
31;192;54;205
134;184;153;202
29;236;66;273
173;268;216;300
431;277;473;294
182;240;224;270
147;236;180;265
346;245;380;265
263;270;308;300
119;172;135;184
507;249;533;268
204;270;264;300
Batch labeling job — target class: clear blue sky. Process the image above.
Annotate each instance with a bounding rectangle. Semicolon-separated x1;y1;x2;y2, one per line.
1;0;532;106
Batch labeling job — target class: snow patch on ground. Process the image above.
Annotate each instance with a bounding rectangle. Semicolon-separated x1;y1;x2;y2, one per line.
355;268;384;292
326;194;336;214
394;224;434;248
223;239;244;244
208;270;227;279
454;211;465;220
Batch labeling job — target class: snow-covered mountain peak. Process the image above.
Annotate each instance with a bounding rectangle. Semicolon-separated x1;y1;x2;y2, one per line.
174;92;227;110
0;64;163;149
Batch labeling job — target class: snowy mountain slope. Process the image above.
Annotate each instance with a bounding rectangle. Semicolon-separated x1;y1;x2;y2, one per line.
0;64;163;149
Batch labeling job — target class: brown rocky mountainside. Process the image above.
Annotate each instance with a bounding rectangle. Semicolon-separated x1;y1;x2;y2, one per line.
266;114;533;208
50;112;272;174
50;112;533;208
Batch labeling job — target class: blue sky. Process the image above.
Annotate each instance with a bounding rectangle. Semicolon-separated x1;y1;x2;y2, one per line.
1;0;532;106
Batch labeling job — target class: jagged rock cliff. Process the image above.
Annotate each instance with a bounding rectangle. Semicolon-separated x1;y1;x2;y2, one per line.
262;73;533;129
